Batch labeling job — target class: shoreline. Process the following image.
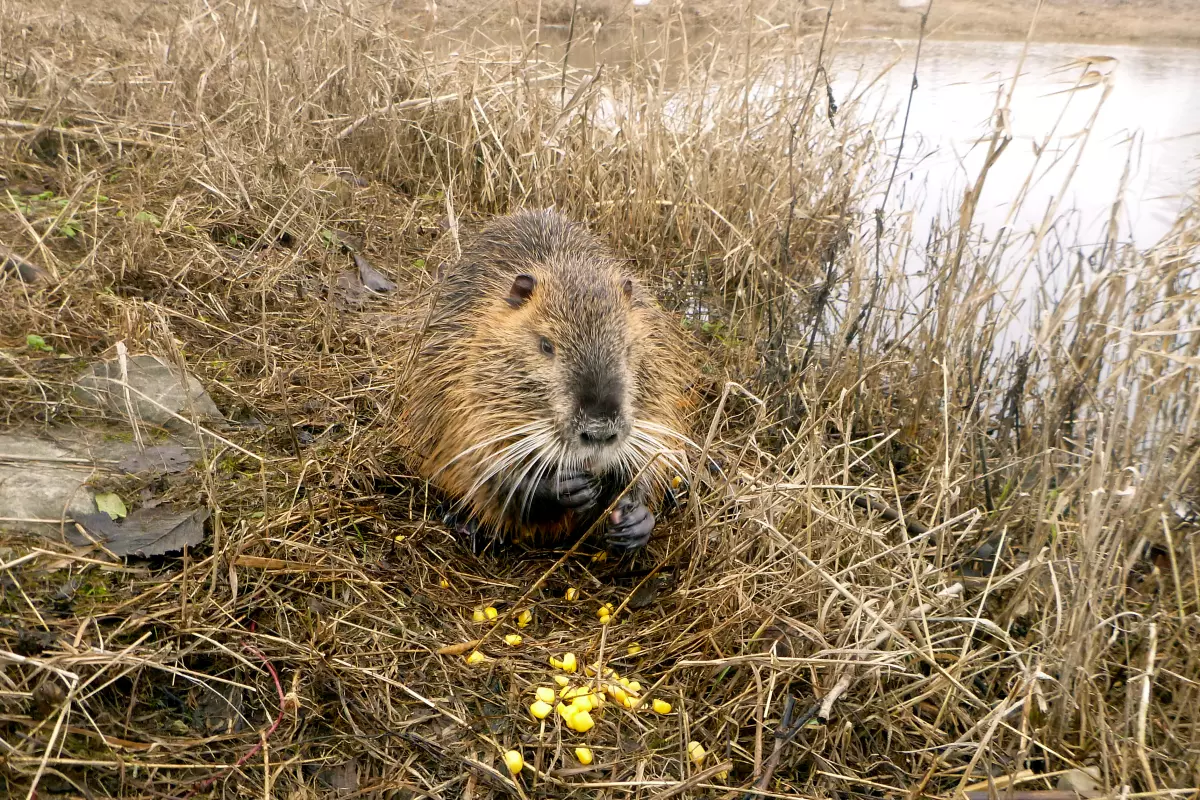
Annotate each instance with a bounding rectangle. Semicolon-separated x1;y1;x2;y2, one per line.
408;0;1200;49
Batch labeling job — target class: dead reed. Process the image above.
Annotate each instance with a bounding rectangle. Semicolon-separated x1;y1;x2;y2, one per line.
0;0;1197;798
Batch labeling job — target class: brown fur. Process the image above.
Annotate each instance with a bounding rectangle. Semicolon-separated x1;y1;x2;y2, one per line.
400;209;695;547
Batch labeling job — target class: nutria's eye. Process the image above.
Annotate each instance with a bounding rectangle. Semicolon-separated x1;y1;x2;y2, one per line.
539;336;555;357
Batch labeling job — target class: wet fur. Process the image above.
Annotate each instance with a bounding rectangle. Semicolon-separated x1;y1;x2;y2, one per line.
402;209;693;548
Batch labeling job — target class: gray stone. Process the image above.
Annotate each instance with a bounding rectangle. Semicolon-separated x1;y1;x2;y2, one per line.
0;433;99;536
0;428;200;539
74;354;223;429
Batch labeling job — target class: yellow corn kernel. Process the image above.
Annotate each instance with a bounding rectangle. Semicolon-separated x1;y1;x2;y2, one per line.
556;702;573;721
549;656;564;669
687;740;706;766
598;613;611;625
553;675;570;687
627;681;642;694
626;696;642;710
575;746;594;765
596;603;613;619
484;606;498;620
569;709;594;732
610;686;628;705
466;651;487;665
393;534;406;543
503;750;523;775
472;609;486;623
627;643;642;656
565;587;579;601
516;609;533;628
652;698;672;714
439;577;450;588
504;634;523;647
570;697;592;718
715;769;729;780
561;686;582;700
536;686;556;704
583;664;597;676
671;474;683;489
561;652;578;673
529;700;553;719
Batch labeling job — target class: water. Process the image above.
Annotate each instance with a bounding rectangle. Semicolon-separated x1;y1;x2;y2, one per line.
831;39;1200;252
432;29;1200;252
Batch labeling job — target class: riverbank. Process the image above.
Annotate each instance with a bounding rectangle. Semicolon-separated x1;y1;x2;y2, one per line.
2;1;1197;797
408;0;1200;47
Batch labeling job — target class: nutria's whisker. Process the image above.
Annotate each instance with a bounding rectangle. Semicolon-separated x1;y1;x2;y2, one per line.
629;428;690;478
634;420;698;450
497;438;555;521
464;427;554;502
433;420;552;478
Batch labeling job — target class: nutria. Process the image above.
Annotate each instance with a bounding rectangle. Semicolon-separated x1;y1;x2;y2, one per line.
403;209;693;553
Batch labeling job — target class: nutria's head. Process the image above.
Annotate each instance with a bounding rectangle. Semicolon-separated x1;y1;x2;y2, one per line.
476;258;650;475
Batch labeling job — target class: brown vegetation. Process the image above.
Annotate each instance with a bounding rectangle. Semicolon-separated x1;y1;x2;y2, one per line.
1;0;1198;798
407;0;1200;46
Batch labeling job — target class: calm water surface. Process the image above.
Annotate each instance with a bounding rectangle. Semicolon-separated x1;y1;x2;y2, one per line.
434;30;1200;252
832;39;1200;250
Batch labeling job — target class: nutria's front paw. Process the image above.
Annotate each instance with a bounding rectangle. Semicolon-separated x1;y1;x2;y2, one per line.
549;468;599;509
606;496;654;553
440;507;486;554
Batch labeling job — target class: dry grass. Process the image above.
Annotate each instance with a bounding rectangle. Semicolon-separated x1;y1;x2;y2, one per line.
398;0;1200;46
1;1;1198;798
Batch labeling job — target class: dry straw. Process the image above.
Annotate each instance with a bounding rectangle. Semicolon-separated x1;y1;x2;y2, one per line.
0;0;1197;798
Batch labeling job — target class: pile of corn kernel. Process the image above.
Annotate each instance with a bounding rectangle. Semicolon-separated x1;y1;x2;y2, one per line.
527;653;676;735
459;586;714;777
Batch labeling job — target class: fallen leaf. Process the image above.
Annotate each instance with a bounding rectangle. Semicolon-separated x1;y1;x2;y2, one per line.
95;492;128;520
333;270;368;308
118;443;194;474
1;243;50;283
76;506;209;558
316;759;360;793
1057;766;1103;798
355;253;396;293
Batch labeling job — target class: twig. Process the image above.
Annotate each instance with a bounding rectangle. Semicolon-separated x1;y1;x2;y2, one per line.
739;697;821;800
845;2;931;348
851;493;930;537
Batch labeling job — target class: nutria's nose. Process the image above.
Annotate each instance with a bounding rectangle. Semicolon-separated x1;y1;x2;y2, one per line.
577;381;623;426
580;427;619;445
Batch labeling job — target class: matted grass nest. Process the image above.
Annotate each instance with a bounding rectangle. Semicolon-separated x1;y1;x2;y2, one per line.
1;1;1198;798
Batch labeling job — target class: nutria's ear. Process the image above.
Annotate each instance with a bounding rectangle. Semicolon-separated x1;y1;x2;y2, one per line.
507;273;536;308
621;278;634;301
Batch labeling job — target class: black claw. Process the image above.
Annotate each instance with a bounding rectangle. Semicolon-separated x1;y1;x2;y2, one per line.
606;497;655;553
552;468;598;509
440;507;486;554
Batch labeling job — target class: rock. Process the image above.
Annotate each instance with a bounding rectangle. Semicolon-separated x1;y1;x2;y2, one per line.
0;428;199;539
74;354;223;429
0;433;99;533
